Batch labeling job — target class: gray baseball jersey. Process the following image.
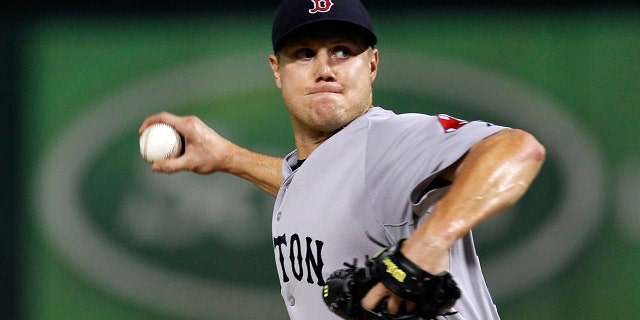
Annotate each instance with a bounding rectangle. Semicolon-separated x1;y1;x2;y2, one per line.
272;107;505;319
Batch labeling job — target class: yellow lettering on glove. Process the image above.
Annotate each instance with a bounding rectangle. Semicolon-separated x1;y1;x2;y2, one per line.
382;257;406;282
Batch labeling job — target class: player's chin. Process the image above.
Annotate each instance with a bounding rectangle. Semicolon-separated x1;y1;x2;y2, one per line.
313;106;360;130
309;96;341;113
310;118;349;134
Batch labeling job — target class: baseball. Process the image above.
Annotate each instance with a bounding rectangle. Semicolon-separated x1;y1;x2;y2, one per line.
139;123;183;163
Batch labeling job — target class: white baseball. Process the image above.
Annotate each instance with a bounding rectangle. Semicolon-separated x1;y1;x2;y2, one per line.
139;123;183;163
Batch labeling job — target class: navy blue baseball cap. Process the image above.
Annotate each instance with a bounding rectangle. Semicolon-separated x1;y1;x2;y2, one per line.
271;0;377;53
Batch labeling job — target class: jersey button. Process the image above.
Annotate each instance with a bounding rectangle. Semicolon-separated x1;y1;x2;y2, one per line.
288;295;295;306
277;211;282;221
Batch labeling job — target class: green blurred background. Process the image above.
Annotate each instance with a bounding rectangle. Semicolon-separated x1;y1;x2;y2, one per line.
2;2;640;319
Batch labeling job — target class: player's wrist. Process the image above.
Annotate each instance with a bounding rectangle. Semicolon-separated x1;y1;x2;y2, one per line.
401;234;452;276
218;142;246;174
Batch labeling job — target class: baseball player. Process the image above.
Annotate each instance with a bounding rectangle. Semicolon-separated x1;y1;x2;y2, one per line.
140;0;546;319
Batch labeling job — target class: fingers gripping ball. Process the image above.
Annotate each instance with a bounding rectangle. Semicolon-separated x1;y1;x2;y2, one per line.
139;123;184;163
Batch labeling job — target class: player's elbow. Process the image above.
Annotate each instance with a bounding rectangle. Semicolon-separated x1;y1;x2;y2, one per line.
512;129;546;164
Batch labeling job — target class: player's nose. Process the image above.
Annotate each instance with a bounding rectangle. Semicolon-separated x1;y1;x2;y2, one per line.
313;50;336;82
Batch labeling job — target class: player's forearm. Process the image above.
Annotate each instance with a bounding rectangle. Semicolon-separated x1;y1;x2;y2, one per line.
429;129;544;242
406;129;545;268
223;145;283;197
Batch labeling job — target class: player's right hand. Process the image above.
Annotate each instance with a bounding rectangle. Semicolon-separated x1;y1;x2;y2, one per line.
139;111;238;175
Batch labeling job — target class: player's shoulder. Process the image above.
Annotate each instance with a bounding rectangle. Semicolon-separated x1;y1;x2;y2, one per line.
364;107;442;132
365;107;500;135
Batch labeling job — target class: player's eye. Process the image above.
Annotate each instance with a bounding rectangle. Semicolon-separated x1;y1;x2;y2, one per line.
332;46;351;59
294;48;315;60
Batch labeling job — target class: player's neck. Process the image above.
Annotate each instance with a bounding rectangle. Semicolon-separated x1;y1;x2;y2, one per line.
293;132;332;159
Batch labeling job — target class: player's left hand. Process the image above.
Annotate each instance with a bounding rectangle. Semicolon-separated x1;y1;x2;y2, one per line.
361;235;451;315
362;282;415;315
323;237;460;319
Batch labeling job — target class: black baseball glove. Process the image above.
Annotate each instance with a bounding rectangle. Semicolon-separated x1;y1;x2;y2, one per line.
322;239;461;320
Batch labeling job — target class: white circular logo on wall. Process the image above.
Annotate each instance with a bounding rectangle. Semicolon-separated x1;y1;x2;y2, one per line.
35;51;604;319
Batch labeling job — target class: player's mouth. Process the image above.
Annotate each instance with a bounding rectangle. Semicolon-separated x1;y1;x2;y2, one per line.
308;84;342;95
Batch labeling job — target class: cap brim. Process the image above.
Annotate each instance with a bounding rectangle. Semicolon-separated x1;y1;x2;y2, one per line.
273;19;377;52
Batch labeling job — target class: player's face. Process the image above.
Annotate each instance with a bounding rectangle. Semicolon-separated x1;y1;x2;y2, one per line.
269;26;379;139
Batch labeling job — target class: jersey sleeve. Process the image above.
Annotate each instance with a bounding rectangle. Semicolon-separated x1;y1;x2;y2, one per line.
364;113;506;226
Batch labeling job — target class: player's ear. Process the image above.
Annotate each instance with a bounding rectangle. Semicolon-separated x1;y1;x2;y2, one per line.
368;48;379;83
269;54;283;89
